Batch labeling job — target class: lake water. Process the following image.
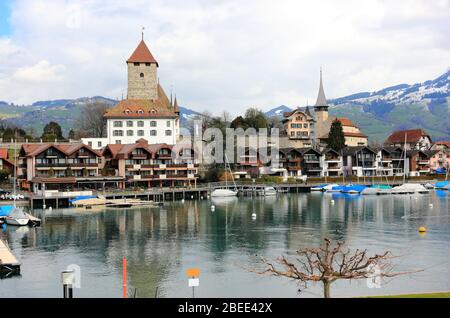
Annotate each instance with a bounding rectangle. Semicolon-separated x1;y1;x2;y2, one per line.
1;191;450;298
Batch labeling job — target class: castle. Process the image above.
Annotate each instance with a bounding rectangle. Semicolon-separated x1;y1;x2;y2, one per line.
83;37;180;149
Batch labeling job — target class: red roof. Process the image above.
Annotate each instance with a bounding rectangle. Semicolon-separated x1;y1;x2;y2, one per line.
20;143;101;158
435;141;450;148
127;40;158;65
385;129;431;145
336;118;357;127
0;148;8;159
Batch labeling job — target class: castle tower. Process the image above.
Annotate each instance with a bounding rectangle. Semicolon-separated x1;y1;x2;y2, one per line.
127;39;159;100
314;69;329;140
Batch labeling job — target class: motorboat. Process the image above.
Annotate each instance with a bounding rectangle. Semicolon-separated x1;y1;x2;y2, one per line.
311;184;328;192
5;207;30;226
211;189;238;197
342;185;367;194
262;187;277;196
362;185;392;195
323;184;340;192
434;181;450;190
330;185;346;192
392;183;429;194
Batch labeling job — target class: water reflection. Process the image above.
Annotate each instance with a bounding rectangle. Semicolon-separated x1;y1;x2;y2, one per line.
0;191;449;298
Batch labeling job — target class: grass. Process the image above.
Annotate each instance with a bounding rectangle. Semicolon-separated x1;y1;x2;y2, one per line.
368;292;450;298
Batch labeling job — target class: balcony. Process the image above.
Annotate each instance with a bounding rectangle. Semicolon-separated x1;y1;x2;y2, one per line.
418;160;430;165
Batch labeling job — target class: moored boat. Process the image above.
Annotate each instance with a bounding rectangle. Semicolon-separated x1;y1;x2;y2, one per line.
434;181;450;190
262;187;277;196
392;183;429;194
311;184;328;192
342;185;366;194
5;207;30;226
211;189;238;197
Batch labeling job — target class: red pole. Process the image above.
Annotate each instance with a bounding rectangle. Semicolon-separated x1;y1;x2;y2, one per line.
123;257;127;298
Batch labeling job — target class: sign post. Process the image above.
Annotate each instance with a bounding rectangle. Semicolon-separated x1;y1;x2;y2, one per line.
186;268;200;298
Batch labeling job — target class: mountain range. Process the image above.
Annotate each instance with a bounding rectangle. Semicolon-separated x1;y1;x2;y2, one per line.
0;69;448;143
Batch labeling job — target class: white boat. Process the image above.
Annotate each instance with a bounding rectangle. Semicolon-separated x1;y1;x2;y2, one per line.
211;154;238;198
262;187;277;196
5;207;30;226
392;183;429;194
323;184;340;192
211;189;238;197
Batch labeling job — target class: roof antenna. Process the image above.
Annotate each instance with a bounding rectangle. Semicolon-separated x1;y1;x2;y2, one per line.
142;26;145;41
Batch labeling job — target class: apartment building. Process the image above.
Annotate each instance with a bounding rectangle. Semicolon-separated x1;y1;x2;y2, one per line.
102;138;198;188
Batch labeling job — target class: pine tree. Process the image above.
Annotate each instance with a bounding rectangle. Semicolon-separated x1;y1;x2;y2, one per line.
326;120;346;151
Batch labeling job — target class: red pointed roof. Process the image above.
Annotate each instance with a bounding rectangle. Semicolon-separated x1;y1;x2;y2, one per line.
127;40;158;66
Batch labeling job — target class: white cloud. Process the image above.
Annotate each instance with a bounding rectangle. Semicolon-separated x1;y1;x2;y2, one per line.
0;0;448;113
12;60;65;82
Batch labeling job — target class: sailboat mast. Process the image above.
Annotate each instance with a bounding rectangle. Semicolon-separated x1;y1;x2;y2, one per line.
403;133;407;184
13;137;17;207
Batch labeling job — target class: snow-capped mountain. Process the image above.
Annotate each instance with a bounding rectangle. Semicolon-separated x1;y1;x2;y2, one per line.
263;69;449;142
264;105;292;118
332;69;450;106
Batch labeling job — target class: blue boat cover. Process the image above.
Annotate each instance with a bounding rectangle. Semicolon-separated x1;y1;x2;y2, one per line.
0;205;14;217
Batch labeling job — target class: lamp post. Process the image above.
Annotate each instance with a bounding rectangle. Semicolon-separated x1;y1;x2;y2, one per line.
61;270;75;298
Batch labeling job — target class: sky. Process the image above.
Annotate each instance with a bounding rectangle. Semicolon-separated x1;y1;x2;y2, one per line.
0;0;449;115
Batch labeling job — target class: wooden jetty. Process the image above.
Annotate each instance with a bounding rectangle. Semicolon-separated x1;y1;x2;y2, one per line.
0;239;21;278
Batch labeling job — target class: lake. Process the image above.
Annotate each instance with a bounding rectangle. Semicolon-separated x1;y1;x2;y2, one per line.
1;191;449;298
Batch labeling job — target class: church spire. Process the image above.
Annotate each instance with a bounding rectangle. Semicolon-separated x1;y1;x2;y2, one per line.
174;95;180;113
315;68;328;108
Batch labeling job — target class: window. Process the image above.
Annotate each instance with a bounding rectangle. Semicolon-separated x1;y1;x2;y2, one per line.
127;130;134;136
167;121;171;127
98;141;102;148
125;109;131;114
150;121;157;127
113;130;123;137
116;140;122;144
137;121;144;127
114;121;123;127
137;109;144;115
145;63;151;66
304;123;308;128
140;73;144;78
150;130;157;136
151;109;157;114
88;142;92;147
165;130;172;136
134;62;139;66
138;130;144;136
127;121;133;127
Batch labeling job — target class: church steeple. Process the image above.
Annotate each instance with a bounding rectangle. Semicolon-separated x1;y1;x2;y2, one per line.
315;68;328;108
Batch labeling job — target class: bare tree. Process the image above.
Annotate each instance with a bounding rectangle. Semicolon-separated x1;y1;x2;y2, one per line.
254;238;422;298
76;101;110;138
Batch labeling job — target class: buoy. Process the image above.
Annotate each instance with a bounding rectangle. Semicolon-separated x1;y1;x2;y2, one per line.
43;204;46;209
252;213;257;219
181;199;185;203
419;226;427;233
49;206;52;211
191;196;194;199
429;204;433;208
211;205;215;211
331;200;335;204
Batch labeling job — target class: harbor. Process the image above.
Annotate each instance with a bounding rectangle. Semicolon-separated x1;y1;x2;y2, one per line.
0;190;449;297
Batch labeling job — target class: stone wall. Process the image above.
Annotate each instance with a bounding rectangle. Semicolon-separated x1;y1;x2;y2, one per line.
127;63;158;100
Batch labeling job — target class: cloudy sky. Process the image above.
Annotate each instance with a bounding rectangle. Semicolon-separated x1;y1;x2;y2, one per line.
0;0;449;115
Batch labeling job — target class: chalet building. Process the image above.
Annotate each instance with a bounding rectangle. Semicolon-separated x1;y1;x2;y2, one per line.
17;143;103;191
321;149;343;177
232;148;261;179
407;150;433;176
384;129;432;151
431;141;450;151
375;147;406;177
0;148;15;175
281;108;315;148
102;139;198;188
428;149;450;173
342;146;377;177
312;71;368;148
83;38;180;149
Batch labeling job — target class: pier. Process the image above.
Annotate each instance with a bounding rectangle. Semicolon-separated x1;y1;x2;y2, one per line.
0;240;21;278
28;183;313;209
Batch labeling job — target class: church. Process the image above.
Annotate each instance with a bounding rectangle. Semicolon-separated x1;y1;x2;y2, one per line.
83;37;180;149
281;70;368;149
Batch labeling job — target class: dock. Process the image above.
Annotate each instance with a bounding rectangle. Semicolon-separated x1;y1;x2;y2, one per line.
0;239;21;278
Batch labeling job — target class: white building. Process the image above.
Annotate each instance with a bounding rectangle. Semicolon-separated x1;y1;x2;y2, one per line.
83;38;180;149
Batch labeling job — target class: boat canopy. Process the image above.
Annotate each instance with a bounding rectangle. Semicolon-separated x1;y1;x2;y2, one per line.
0;205;14;217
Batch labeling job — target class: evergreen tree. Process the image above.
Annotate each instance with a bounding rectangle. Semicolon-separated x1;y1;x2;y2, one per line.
326;120;346;151
41;122;64;142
